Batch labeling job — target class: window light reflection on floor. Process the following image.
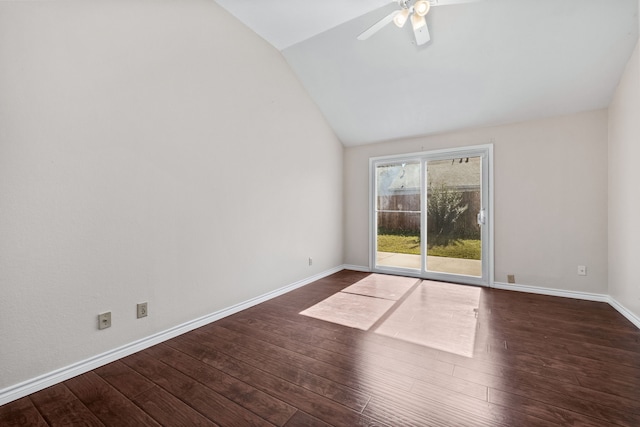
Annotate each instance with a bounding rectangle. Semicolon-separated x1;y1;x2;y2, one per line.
299;274;481;358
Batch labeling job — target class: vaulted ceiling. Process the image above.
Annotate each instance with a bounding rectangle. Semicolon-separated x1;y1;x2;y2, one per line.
215;0;638;146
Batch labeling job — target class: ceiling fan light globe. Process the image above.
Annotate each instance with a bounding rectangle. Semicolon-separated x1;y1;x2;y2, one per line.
414;0;430;17
393;9;410;28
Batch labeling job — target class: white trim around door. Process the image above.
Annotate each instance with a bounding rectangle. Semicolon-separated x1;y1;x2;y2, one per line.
369;144;494;287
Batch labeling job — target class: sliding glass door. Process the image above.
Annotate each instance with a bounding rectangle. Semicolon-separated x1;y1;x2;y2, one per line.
371;145;492;286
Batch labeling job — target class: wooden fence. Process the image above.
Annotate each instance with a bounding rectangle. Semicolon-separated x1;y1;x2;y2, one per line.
377;190;480;239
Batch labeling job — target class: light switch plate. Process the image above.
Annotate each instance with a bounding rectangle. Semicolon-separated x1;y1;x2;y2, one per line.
137;302;148;318
98;312;111;330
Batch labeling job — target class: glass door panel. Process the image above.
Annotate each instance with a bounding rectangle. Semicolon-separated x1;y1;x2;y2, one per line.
375;161;421;271
371;145;491;286
426;157;482;277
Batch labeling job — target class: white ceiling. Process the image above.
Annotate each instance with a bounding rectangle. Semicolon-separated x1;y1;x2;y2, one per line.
215;0;639;146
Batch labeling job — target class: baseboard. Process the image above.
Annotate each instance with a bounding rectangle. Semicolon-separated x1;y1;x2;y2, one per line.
351;277;637;330
344;273;638;328
493;281;640;331
0;265;344;406
492;281;609;302
608;297;640;329
4;268;637;406
342;264;371;272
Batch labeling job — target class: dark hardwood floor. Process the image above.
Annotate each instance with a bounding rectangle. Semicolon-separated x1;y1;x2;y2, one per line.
2;269;640;426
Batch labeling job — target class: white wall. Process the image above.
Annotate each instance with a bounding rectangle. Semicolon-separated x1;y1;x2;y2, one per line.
608;36;640;319
0;0;343;391
345;110;609;293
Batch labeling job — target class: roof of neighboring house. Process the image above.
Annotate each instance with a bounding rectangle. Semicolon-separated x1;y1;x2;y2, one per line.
377;157;481;195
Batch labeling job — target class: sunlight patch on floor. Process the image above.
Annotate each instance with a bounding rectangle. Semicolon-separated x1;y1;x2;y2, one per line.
341;274;418;301
374;280;480;358
300;275;480;357
299;274;417;330
299;292;396;330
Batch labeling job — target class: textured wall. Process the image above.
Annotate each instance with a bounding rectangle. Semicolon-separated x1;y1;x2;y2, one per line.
345;110;609;294
608;35;640;319
0;0;343;390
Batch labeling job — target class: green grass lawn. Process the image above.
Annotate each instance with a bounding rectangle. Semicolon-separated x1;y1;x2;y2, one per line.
377;234;481;260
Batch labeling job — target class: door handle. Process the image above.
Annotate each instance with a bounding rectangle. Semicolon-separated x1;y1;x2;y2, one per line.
477;209;486;225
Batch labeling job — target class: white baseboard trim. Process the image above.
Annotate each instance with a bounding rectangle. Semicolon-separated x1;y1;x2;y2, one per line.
608;297;640;330
0;265;344;407
493;281;640;331
4;267;637;407
346;276;639;331
492;281;609;302
342;264;371;272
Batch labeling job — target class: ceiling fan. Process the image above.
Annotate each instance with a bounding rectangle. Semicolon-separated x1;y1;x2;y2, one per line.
357;0;480;46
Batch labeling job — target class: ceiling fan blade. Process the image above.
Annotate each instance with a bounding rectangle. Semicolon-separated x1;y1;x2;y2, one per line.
357;10;400;41
429;0;481;5
412;16;431;45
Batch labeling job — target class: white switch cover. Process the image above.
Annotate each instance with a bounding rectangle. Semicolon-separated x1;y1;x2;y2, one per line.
98;312;111;330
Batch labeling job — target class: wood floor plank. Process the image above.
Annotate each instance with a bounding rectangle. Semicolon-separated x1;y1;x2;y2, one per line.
227;308;456;383
531;351;640;385
363;393;526;427
283;411;333;427
191;324;411;396
29;383;104;427
2;269;640;427
64;371;160;426
210;318;420;394
146;343;297;426
575;373;640;402
563;339;640;368
221;313;454;377
488;387;613;427
482;307;640;352
94;360;156;399
0;397;48;427
454;364;640;416
133;386;219;427
232;312;444;363
241;303;448;360
122;350;275;427
238;363;388;427
169;332;387;426
363;384;559;427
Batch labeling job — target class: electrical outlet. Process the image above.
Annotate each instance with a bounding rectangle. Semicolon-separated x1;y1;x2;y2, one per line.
137;302;148;318
507;274;515;284
98;312;111;330
577;265;587;276
308;257;313;266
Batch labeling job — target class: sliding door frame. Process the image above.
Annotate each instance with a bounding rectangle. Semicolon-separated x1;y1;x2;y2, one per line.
369;144;494;287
